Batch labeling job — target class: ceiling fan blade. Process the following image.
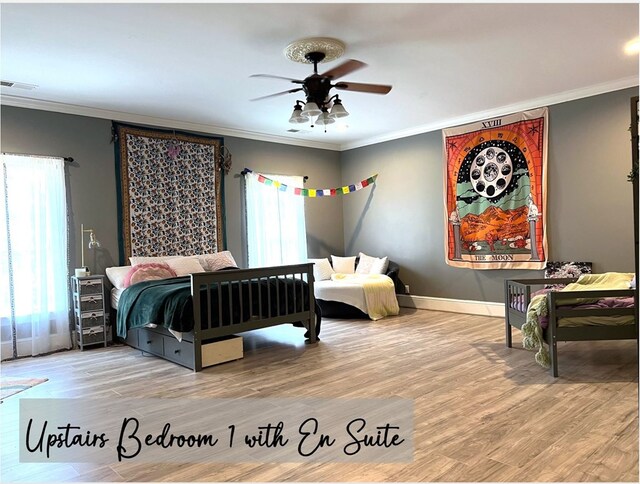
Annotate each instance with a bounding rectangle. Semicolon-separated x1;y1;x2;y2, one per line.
250;88;303;101
334;81;392;95
250;74;304;84
320;59;366;80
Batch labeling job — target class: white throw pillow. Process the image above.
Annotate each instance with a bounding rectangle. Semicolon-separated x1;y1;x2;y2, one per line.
370;256;389;275
165;257;206;276
105;265;132;289
355;252;377;274
309;258;335;281
331;255;357;274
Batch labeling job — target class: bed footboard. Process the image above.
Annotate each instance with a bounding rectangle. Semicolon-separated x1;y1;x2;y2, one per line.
190;263;318;371
504;278;578;347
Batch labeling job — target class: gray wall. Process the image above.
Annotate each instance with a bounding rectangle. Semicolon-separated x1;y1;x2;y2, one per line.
2;87;636;303
222;135;344;264
341;87;638;303
0;106;343;277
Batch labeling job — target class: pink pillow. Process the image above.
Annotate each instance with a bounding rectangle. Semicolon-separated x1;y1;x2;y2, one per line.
123;262;177;288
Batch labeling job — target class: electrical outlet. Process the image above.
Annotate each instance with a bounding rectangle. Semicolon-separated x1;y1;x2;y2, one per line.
404;284;410;294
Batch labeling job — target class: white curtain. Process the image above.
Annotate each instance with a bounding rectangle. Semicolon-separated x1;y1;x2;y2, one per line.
0;154;70;359
245;172;308;267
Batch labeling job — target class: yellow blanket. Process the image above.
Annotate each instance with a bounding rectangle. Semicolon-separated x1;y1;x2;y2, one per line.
330;273;400;320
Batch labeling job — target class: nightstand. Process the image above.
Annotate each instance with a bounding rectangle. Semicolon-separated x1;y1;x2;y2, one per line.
71;275;107;350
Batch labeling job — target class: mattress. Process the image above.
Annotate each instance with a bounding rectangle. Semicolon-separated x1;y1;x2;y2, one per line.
111;287;124;310
314;280;368;314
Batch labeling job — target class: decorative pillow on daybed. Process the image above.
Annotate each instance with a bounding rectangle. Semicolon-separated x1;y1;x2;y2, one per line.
198;251;239;271
331;255;357;274
309;258;336;281
355;252;389;275
123;262;177;288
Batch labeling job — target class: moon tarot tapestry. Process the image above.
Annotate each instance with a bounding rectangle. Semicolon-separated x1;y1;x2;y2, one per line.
443;107;548;269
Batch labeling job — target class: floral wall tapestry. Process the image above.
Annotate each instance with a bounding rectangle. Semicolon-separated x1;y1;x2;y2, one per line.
443;107;548;269
114;123;225;264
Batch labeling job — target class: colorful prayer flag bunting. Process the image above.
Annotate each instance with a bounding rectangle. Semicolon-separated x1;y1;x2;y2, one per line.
242;169;378;197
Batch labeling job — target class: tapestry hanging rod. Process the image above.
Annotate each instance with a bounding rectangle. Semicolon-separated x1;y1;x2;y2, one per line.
240;168;308;183
2;152;74;163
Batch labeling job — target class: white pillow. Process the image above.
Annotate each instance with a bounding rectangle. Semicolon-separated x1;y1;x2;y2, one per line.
105;265;132;289
309;258;335;281
370;256;389;275
165;257;206;276
356;252;380;274
331;255;357;274
129;255;181;266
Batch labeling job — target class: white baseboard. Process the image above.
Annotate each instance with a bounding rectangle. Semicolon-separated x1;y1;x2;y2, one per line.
397;294;505;318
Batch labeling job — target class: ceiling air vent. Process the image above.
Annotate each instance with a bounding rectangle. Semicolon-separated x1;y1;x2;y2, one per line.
286;128;310;133
1;80;37;90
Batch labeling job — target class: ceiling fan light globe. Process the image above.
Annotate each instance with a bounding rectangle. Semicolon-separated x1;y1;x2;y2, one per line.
329;103;349;118
315;112;336;126
289;106;309;124
301;102;321;117
289;113;309;124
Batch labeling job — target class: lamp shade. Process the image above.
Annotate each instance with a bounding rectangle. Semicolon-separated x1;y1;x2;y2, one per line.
315;110;336;126
289;105;308;124
301;101;321;117
329;100;349;118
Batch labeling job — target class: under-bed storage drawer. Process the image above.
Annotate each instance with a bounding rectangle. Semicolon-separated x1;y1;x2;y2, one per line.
138;328;164;355
202;336;243;367
163;336;195;368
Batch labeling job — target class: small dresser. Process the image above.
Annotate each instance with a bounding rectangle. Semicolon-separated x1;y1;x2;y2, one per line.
71;275;107;350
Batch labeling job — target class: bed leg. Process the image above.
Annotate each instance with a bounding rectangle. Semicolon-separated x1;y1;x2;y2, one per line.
550;337;558;377
304;304;321;344
504;280;512;348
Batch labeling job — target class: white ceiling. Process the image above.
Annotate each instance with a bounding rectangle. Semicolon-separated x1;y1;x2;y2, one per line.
1;3;638;151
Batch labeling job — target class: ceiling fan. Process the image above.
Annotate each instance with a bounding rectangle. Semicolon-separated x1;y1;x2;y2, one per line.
250;49;392;127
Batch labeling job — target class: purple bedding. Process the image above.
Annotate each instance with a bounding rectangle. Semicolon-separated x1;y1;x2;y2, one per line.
509;288;553;312
510;292;634;328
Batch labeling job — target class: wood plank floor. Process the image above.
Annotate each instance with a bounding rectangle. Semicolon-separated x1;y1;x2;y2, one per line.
1;308;638;482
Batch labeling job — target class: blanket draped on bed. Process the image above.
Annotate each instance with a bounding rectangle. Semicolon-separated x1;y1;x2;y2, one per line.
117;276;317;338
521;272;635;368
118;277;204;337
330;273;399;320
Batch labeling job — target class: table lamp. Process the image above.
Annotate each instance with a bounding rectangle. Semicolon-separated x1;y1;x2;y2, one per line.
75;223;100;277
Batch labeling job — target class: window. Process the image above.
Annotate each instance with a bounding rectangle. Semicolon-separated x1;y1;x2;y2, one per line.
244;172;308;267
0;154;70;359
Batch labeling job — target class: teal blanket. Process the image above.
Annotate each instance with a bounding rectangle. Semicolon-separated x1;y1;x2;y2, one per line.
117;277;196;337
117;276;316;338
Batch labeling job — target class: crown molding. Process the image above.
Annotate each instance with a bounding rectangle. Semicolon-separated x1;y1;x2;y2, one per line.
3;75;637;153
340;76;640;151
0;95;341;152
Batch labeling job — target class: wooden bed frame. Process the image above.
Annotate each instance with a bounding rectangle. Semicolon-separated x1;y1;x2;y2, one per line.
121;263;319;371
505;278;637;376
